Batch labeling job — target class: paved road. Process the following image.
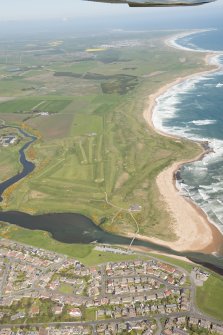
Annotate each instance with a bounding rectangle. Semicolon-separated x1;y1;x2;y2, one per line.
0;262;10;297
0;310;221;330
155;317;162;335
99;265;106;298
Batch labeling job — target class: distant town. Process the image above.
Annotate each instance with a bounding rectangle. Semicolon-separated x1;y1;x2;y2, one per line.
0;239;222;335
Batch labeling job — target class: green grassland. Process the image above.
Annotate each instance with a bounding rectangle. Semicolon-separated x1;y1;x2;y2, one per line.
0;31;211;242
0;96;72;114
58;283;75;295
0;223;142;266
0;147;21;183
196;274;223;321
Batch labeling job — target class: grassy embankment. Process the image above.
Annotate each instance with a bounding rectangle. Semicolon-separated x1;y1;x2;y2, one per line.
196;273;223;321
0;223;143;266
0;148;21;183
0;32;208;243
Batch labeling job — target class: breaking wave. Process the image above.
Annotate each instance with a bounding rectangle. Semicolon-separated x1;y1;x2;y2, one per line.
190;120;217;126
152;56;223;234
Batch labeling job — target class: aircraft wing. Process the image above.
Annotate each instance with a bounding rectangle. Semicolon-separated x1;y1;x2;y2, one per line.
85;0;216;6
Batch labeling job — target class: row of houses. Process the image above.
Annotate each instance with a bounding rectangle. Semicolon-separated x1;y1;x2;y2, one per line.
0;326;92;335
106;276;161;295
0;239;65;268
105;260;185;286
96;319;156;335
96;298;189;320
163;316;223;335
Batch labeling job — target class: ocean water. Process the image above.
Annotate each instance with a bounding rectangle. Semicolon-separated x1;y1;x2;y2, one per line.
177;29;223;52
153;30;223;234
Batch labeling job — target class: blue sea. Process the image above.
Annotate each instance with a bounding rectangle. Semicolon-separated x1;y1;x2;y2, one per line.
177;29;223;52
153;29;223;234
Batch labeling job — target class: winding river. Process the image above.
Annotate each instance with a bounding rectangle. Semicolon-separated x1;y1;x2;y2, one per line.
0;125;223;275
0;126;36;201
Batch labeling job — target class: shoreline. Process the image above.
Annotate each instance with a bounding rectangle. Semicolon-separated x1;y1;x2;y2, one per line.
165;28;223;55
136;30;223;253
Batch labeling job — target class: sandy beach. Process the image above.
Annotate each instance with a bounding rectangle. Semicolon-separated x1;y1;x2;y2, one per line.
132;32;223;253
165;28;223;56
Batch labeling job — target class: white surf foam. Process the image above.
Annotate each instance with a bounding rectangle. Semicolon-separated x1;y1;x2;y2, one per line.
154;30;223;235
190;120;217;126
152;73;223;234
152;76;208;132
166;29;223;55
198;189;210;201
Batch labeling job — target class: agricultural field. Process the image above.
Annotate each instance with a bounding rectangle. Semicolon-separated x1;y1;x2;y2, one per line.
0;31;208;242
0;97;72;114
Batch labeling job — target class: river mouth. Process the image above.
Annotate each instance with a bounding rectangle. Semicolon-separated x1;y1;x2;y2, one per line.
1;125;223;275
1;210;223;275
